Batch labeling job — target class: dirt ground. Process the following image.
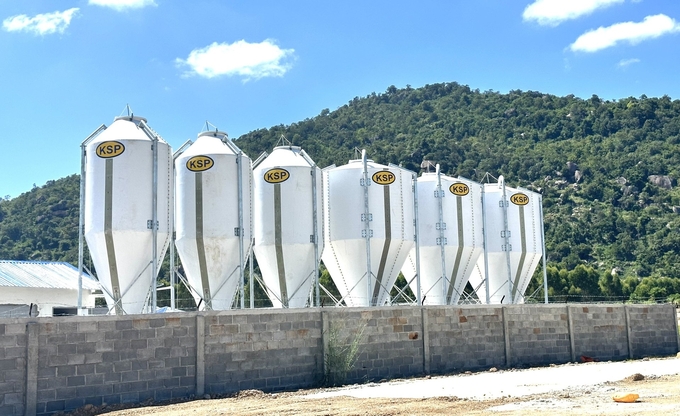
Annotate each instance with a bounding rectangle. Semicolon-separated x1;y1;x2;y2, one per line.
65;360;680;416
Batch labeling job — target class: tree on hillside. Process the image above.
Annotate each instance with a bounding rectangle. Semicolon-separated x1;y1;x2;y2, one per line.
4;83;680;303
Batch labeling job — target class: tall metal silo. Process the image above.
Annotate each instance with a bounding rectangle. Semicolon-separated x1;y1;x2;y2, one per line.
174;131;253;310
468;176;544;304
80;115;172;315
401;166;483;305
252;146;323;308
322;150;416;307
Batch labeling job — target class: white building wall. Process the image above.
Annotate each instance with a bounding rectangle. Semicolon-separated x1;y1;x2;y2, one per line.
0;287;96;317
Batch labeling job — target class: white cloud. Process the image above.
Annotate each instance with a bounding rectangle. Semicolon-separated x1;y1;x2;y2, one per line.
88;0;156;11
570;14;680;52
618;58;640;67
523;0;624;26
176;40;295;80
2;8;79;35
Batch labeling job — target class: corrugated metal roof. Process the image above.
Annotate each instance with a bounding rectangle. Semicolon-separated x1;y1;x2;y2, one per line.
0;260;100;290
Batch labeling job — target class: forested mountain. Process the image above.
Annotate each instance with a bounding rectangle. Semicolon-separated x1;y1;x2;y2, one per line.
3;82;680;303
0;176;80;263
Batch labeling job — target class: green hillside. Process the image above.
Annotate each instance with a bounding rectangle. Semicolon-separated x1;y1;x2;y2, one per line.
0;175;81;263
3;82;680;303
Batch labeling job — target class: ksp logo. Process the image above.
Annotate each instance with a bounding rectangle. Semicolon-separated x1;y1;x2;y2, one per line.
449;183;469;196
510;193;529;206
186;156;214;172
264;168;290;184
372;171;395;185
96;141;125;158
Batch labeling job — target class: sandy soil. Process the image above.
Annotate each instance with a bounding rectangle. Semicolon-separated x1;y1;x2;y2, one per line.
64;357;680;416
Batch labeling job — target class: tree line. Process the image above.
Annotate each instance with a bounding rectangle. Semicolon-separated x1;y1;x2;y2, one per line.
2;82;680;304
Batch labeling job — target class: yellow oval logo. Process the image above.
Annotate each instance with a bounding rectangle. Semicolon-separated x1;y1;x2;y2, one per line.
372;171;395;185
186;155;214;172
510;193;529;206
264;168;290;184
449;183;469;196
96;141;125;158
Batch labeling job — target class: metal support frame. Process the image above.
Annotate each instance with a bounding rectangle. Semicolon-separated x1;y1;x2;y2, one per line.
540;195;549;304
77;124;108;314
174;269;201;300
392;279;415;304
319;282;341;306
252;151;269;169
312;167;321;308
152;132;159;313
169;232;176;310
500;176;513;304
106;260;153;314
139;120;161;314
251;272;272;303
218;137;247;310
413;171;422;306
361;150;373;307
170;140;193;310
435;164;447;304
300;149;321;308
249;240;255;308
480;185;491;304
237;152;245;309
250;151;267;309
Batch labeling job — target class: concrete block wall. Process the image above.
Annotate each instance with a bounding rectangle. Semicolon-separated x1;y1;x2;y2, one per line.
324;307;424;383
0;303;678;416
628;304;678;358
506;305;571;366
0;320;27;416
570;305;628;360
34;315;197;416
427;306;505;373
203;309;322;395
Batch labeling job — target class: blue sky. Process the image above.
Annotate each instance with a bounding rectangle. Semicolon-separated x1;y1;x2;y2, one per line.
1;0;679;199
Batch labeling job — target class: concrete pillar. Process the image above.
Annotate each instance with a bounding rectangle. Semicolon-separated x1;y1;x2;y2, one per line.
566;305;576;362
421;308;430;374
624;305;633;359
321;311;329;379
25;322;39;416
502;306;511;367
671;304;680;353
196;315;205;397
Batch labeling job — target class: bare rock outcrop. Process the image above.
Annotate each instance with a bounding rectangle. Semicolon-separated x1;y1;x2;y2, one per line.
566;161;579;174
648;175;673;190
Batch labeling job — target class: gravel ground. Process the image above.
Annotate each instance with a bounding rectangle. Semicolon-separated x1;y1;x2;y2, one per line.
61;355;680;416
305;355;680;400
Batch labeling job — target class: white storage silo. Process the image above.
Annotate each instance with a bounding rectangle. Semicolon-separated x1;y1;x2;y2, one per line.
322;151;415;307
401;167;483;305
83;115;172;315
174;131;253;310
253;146;322;308
468;176;543;304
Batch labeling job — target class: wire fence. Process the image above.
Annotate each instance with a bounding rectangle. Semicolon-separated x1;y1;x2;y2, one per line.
0;304;38;318
524;294;680;305
4;295;678;318
0;305;30;318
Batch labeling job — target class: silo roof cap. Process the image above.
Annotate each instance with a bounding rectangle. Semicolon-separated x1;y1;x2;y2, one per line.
273;145;302;152
197;131;228;140
113;115;148;123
